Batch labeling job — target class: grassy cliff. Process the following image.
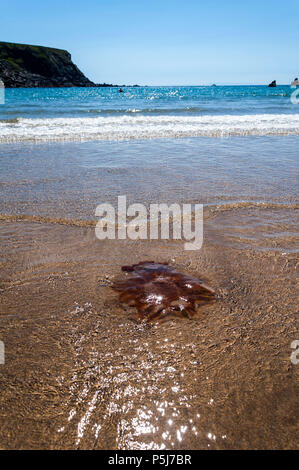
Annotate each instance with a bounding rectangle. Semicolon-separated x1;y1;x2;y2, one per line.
0;42;95;87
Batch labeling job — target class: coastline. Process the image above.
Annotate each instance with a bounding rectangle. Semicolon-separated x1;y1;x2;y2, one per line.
0;86;298;449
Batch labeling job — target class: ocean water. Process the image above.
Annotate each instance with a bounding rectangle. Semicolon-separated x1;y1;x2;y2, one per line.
0;88;299;450
0;86;298;252
0;85;299;142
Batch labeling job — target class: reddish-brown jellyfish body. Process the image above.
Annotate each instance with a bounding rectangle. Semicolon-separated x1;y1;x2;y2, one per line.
111;261;216;321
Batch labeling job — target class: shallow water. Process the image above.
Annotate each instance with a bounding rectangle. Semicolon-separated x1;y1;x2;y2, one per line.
0;87;298;449
0;222;297;449
0;136;298;253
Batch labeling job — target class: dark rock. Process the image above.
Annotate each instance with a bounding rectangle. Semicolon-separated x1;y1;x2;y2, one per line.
268;80;277;87
0;41;96;88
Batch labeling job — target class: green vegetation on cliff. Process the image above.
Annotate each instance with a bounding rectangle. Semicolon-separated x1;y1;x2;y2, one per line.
0;41;95;88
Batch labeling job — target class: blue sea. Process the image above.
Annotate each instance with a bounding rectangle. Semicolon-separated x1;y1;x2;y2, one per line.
0;85;298;253
0;85;299;141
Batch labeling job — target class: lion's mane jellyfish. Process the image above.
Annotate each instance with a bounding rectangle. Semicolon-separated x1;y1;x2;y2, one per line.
111;261;216;321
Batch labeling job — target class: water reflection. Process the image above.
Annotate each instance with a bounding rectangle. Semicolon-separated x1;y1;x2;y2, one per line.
56;302;222;449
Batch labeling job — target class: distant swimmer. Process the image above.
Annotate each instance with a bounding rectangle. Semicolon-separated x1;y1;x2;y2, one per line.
119;88;124;93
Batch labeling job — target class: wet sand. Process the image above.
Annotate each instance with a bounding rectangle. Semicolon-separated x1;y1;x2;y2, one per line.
0;136;298;449
0;214;298;449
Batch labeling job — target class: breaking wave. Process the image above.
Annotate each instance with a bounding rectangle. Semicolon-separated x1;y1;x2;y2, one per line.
1;113;299;143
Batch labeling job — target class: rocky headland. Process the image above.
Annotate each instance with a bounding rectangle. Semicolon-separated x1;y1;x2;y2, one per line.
0;41;116;88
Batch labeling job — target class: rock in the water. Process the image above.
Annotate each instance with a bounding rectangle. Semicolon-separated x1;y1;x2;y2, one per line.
268;80;277;87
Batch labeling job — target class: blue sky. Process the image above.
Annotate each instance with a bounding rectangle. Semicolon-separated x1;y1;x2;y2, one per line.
1;0;298;85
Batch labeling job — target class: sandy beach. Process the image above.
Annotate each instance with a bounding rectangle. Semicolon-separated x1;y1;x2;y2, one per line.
0;88;298;450
0;203;298;449
1;0;299;452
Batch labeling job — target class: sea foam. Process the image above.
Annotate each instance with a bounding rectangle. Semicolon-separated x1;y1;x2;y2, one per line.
1;113;299;142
